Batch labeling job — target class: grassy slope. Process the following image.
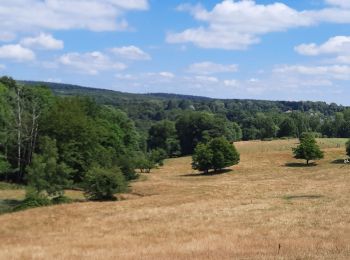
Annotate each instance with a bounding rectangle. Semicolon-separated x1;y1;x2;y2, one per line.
0;139;349;259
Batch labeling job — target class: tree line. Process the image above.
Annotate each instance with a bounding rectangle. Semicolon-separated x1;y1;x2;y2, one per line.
1;77;349;207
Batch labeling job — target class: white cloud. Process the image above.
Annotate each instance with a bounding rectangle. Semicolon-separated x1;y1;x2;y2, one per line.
223;79;238;87
167;0;350;50
274;64;350;80
21;33;64;50
0;0;149;34
295;36;350;64
58;51;126;75
194;75;219;83
0;44;35;61
325;0;350;8
188;61;238;74
111;46;150;60
159;72;175;78
167;0;313;50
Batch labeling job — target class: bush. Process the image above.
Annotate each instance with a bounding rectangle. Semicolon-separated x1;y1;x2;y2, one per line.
149;148;167;166
52;195;73;205
346;139;350;157
83;167;126;201
14;189;52;211
117;156;138;181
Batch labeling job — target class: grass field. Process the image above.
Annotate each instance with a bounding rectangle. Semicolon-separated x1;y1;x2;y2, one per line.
0;139;349;259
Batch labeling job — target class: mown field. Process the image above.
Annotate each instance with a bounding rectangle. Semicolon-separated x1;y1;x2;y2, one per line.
0;139;349;259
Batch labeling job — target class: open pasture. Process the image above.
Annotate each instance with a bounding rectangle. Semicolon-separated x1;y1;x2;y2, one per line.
0;139;349;259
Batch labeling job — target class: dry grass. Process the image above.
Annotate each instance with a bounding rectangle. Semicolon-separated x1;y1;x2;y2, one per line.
0;139;349;259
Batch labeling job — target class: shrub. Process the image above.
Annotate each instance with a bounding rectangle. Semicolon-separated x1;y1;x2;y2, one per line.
117;156;138;181
14;189;52;211
52;195;73;205
83;167;126;201
149;148;167;166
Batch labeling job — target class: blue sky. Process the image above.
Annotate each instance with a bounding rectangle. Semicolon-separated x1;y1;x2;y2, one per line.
0;0;350;105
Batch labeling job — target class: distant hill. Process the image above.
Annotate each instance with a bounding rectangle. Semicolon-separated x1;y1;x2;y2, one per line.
19;80;346;110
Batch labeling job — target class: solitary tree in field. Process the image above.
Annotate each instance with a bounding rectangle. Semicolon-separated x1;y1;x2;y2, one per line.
346;139;350;157
293;133;324;165
192;137;240;173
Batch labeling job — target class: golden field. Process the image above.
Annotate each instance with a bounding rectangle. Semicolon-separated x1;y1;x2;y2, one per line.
0;139;349;259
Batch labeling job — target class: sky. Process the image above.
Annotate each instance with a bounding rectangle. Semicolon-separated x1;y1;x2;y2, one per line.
0;0;350;105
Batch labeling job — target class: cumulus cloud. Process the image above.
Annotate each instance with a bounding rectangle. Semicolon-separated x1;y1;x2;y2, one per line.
0;44;35;61
0;0;149;35
188;62;238;75
111;46;150;60
58;51;126;75
295;36;350;64
167;0;350;50
167;0;313;50
21;33;64;50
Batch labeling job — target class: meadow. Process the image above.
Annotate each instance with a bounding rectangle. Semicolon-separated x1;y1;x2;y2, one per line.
0;139;349;259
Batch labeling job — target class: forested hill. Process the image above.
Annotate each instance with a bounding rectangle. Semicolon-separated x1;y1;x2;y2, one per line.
20;80;350;140
20;80;346;113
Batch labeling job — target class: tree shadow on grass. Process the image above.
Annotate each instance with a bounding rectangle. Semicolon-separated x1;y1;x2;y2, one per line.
331;159;348;164
181;169;232;177
283;194;324;200
285;162;317;167
0;199;22;214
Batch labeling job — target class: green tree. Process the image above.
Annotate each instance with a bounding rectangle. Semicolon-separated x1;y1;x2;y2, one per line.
293;133;324;165
192;137;240;173
83;166;126;200
192;143;213;174
26;137;72;197
209;137;240;171
278;117;297;137
147;120;177;155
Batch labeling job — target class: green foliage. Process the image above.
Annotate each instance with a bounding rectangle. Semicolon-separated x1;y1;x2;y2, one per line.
293;133;324;165
26;137;73;197
0;154;11;179
346;140;350;157
176;112;241;155
148;120;176;150
192;137;240;173
83;167;126;201
51;195;73;205
278;117;297;137
14;188;52;211
134;155;155;173
192;143;213;173
116;156;138;181
149;148;167;166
